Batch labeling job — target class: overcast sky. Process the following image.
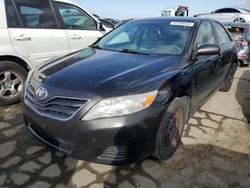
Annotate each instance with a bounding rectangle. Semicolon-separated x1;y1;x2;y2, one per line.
74;0;250;19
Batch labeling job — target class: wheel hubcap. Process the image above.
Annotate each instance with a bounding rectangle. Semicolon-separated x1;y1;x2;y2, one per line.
234;18;245;23
164;109;183;148
0;71;23;99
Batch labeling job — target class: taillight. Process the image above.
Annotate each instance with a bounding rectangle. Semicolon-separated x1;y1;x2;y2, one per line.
248;40;250;46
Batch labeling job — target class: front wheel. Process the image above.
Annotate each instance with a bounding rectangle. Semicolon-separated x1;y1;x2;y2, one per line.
154;97;186;161
0;61;27;105
238;60;243;67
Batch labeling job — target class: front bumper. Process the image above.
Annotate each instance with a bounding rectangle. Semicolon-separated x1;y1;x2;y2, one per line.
22;100;166;166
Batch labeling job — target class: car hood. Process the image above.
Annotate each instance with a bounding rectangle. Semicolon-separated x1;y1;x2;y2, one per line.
35;48;181;98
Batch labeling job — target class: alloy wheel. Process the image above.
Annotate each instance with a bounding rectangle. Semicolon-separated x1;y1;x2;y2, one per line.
0;71;23;99
234;17;246;23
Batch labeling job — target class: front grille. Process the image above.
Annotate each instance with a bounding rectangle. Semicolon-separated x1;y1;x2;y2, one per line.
25;84;89;120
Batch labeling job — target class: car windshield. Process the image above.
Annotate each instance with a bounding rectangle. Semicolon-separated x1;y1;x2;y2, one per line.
94;20;194;55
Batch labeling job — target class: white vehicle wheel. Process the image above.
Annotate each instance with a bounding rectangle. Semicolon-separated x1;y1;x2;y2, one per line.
234;17;246;23
0;61;27;105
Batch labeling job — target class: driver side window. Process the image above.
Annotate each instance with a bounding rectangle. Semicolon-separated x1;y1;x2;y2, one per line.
55;2;96;30
195;21;216;49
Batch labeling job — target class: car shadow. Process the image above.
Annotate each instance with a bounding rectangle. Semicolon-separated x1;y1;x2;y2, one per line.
1;101;250;187
103;109;250;187
0;105;79;188
235;68;250;123
103;143;250;188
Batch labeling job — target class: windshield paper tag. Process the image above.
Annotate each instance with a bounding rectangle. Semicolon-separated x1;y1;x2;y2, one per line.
170;22;194;27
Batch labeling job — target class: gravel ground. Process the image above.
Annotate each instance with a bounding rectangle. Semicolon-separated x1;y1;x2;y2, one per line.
0;67;249;188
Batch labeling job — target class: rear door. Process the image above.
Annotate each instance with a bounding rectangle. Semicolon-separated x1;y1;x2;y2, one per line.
192;21;222;108
6;0;69;65
54;2;104;52
212;22;235;83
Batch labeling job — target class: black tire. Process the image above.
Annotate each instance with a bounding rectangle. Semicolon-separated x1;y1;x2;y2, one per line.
219;63;237;92
154;97;186;161
0;61;27;106
238;60;243;67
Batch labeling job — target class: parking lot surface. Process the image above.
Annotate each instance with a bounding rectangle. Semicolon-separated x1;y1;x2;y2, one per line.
0;67;250;188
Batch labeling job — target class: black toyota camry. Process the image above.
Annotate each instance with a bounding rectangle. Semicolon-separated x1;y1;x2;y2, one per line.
21;17;237;166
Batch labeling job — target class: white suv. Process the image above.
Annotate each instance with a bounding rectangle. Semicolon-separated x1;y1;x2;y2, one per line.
0;0;105;105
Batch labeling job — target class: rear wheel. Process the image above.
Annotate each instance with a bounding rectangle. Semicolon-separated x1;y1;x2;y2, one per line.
238;60;243;67
234;17;246;23
154;97;186;161
219;63;237;92
0;61;27;105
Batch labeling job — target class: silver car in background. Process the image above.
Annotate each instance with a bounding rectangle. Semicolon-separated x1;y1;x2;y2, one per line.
224;23;250;66
194;8;250;23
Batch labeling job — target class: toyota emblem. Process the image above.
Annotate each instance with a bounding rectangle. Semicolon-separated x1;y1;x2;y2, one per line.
36;87;48;100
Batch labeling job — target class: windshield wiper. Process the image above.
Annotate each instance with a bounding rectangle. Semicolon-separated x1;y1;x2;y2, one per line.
118;48;150;55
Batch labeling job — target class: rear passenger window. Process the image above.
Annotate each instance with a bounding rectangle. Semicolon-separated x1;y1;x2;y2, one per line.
213;23;231;46
5;0;21;28
195;21;216;48
12;0;58;29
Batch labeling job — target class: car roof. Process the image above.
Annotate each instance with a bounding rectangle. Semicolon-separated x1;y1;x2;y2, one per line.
130;17;214;23
214;7;250;13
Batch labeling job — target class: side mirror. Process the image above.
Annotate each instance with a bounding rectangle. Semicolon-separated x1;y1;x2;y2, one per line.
196;44;220;56
97;22;106;31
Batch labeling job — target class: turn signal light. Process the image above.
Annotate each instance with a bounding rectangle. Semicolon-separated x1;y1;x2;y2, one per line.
145;94;156;106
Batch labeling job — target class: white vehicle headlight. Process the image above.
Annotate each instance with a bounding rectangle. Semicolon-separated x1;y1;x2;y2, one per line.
82;91;158;121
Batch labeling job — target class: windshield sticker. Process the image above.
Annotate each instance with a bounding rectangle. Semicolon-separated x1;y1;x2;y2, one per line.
170;22;194;27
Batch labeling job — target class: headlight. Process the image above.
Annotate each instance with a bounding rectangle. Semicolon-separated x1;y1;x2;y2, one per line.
82;91;158;121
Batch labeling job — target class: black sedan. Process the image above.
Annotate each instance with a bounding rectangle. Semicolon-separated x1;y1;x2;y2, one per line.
21;18;237;166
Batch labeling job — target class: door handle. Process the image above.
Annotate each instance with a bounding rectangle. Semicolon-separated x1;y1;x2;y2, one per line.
69;34;81;40
13;35;31;41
